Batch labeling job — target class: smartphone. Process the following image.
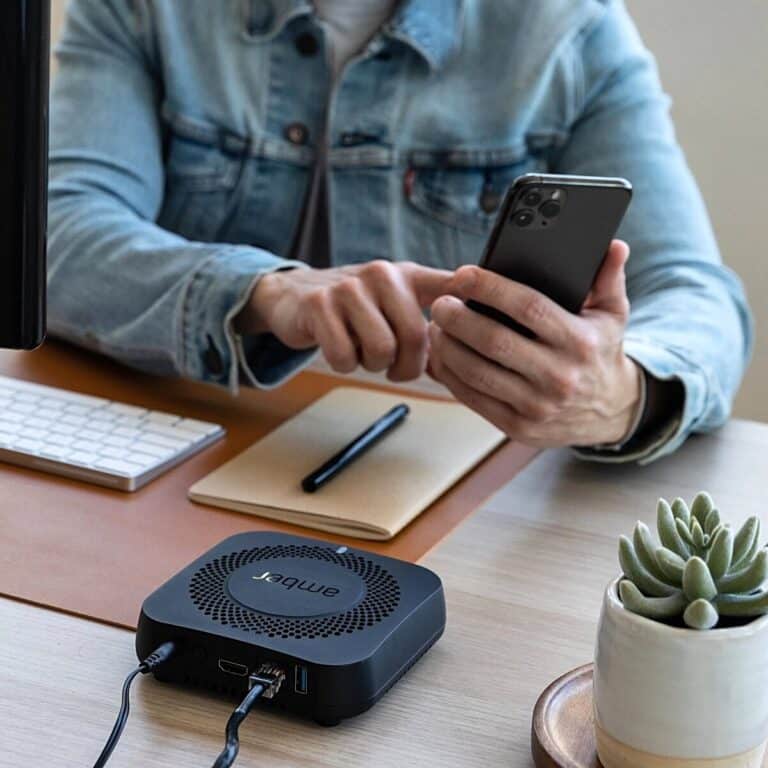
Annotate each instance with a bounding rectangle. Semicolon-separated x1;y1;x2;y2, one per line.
468;174;632;334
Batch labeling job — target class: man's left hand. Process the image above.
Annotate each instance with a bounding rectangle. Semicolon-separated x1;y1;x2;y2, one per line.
428;240;642;448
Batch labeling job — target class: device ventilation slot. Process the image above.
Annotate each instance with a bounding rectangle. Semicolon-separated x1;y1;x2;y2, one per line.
188;544;401;639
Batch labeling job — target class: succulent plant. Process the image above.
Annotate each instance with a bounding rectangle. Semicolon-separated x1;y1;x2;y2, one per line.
618;492;768;630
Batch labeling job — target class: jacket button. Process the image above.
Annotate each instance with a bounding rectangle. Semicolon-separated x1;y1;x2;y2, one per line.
284;122;309;145
204;335;224;376
479;187;502;214
295;32;319;56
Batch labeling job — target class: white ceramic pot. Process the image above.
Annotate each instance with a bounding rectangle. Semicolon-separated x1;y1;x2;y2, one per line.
594;578;768;768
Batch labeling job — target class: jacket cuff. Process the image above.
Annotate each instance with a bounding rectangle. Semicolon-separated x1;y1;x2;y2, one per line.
180;247;307;390
573;336;708;465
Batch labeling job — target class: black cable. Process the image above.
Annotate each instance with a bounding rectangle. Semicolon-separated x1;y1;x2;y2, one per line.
92;641;176;768
211;683;266;768
211;665;286;768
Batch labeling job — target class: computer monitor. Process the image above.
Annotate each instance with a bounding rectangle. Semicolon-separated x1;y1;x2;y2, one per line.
0;0;50;350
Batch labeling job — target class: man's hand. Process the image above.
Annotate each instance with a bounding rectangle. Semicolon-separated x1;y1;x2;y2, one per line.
428;240;642;448
237;261;453;381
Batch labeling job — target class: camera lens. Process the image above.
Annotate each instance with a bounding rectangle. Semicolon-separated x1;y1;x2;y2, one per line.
523;190;542;207
540;201;561;219
513;209;535;227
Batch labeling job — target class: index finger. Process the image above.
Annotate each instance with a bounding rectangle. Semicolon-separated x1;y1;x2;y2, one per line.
402;263;457;308
451;266;579;346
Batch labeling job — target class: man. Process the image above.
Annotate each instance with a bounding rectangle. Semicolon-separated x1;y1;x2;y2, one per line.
48;0;752;463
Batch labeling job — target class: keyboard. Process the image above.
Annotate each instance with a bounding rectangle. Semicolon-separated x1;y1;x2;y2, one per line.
0;375;225;491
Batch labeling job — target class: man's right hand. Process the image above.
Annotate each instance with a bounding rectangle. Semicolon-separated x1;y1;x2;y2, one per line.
236;261;454;382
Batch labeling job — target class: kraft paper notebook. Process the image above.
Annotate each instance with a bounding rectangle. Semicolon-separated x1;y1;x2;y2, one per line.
189;387;506;540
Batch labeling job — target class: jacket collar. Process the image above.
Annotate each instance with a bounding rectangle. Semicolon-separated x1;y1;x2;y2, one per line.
244;0;464;72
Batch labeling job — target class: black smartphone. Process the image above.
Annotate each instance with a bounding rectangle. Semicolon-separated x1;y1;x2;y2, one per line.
468;174;632;335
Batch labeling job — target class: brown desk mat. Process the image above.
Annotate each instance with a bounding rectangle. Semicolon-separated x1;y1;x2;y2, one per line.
0;342;538;629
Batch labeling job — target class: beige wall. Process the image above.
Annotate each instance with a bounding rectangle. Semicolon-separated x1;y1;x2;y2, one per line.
49;1;766;421
627;1;768;421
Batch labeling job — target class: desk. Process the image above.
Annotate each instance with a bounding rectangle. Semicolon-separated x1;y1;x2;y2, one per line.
0;341;536;628
3;419;767;767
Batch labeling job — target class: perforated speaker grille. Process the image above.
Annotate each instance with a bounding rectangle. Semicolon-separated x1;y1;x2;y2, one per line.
189;544;401;639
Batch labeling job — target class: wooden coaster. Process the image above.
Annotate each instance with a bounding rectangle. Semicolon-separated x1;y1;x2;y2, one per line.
531;663;600;768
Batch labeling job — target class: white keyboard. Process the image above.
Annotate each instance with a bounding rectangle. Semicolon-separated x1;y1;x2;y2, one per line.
0;375;225;491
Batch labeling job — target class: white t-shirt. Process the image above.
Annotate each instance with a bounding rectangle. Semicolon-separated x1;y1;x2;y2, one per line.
295;1;398;267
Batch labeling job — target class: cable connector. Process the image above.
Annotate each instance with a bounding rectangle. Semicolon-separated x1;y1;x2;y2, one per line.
248;663;285;699
139;641;176;673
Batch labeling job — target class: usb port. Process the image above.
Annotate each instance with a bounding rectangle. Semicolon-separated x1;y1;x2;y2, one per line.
218;659;248;677
294;665;308;695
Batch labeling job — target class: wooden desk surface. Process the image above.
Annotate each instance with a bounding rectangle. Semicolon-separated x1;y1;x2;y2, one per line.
3;419;767;767
0;342;536;628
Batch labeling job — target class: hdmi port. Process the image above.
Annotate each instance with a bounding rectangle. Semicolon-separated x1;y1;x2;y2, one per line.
218;659;248;677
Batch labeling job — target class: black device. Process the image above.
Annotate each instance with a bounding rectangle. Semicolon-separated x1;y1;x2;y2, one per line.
136;531;446;727
301;403;410;493
469;174;632;333
0;0;50;350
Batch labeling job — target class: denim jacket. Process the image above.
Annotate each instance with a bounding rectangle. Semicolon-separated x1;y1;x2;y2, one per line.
48;0;752;463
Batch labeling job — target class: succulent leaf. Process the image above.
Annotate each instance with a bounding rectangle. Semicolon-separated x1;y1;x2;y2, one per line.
655;547;685;586
619;536;678;597
718;549;768;594
707;526;734;581
691;518;706;551
682;557;717;602
658;500;691;559
683;599;719;630
619;580;687;620
633;522;667;580
716;590;768;617
675;519;695;548
704;507;721;536
691;492;714;526
671;498;691;526
732;517;760;570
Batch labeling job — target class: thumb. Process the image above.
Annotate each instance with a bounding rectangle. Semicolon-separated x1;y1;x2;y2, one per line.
406;263;456;308
583;239;630;316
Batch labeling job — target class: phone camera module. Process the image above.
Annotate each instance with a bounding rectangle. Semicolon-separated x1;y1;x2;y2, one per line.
540;200;561;219
522;190;542;207
512;209;535;227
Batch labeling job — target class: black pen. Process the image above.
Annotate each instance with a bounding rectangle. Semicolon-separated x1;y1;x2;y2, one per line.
301;403;410;493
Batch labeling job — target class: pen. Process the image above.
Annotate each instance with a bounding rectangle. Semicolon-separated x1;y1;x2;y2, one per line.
301;403;410;493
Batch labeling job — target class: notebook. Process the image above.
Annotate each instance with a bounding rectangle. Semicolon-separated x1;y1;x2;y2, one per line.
189;387;506;540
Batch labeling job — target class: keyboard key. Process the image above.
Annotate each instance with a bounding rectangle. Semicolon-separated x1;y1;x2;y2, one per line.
140;432;191;450
65;404;92;416
13;438;43;453
68;451;99;466
0;412;25;424
94;457;143;476
25;417;53;430
8;402;36;415
0;431;17;446
49;423;79;435
40;445;73;460
146;411;181;425
77;429;106;441
61;414;88;427
88;420;114;433
177;418;221;436
127;452;162;468
47;434;75;447
142;422;202;442
113;426;142;439
37;407;65;420
19;428;47;441
102;434;132;448
72;440;98;452
107;403;148;418
100;445;131;459
131;441;174;459
0;419;22;432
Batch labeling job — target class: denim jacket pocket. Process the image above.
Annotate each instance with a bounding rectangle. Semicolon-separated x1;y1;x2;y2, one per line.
157;127;246;243
401;147;550;268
